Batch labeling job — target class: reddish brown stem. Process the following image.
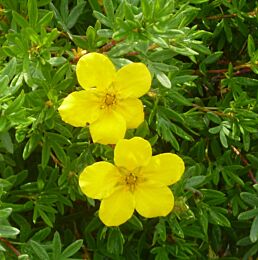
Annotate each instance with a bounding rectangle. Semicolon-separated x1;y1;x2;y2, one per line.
73;222;91;260
200;64;251;75
206;13;237;20
39;142;63;167
126;51;140;56
99;40;121;53
50;153;63;167
206;9;257;20
231;146;257;184
0;238;21;256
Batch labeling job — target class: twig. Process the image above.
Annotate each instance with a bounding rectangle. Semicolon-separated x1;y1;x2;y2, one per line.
73;222;91;260
206;9;258;20
196;63;252;75
99;40;121;53
126;51;140;56
231;145;257;184
210;68;252;80
206;14;237;20
192;104;231;117
39;141;63;167
50;152;63;167
0;238;21;256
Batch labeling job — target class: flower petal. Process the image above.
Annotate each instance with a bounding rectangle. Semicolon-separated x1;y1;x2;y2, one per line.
76;53;116;90
99;187;135;226
114;63;151;98
142;153;185;185
58;90;101;127
114;137;152;171
89;110;126;144
79;162;120;199
135;183;174;218
115;98;144;128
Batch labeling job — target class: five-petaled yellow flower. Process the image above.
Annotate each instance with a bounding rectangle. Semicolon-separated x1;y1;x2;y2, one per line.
79;137;185;227
58;53;151;144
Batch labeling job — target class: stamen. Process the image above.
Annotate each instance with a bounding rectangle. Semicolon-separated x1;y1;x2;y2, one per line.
105;93;116;106
125;173;138;191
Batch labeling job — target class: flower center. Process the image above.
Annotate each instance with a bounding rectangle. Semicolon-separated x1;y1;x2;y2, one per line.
104;93;116;106
125;173;138;191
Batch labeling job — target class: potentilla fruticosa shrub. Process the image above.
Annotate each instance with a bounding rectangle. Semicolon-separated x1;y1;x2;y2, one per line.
0;0;257;259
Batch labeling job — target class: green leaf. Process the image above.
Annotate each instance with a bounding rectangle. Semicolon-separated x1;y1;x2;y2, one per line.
0;243;6;251
126;215;143;230
141;0;151;19
151;247;169;260
60;0;69;22
52;232;62;259
41;139;51;169
37;0;51;7
12;11;29;28
23;134;41;160
242;129;250;152
88;0;101;12
247;154;258;168
223;19;232;43
5;91;25;115
154;220;167;242
47;57;66;67
37;208;53;227
29;240;50;260
0;225;20;238
38;11;54;27
231;77;258;87
219;130;228;148
31;227;51;242
0;57;17;79
0;132;13;153
170;122;193;141
93;11;111;27
0;208;12;219
208;209;231;227
190;0;209;3
248;34;255;58
156;71;171;88
202;51;223;65
28;0;38;27
156;116;180;151
206;112;222;124
185;176;206;188
169;89;192;106
0;75;9;95
50;141;66;164
67;2;86;29
103;0;115;22
238;208;258;220
107;228;124;255
250;216;258;243
86;26;97;49
209;126;221;134
61;240;83;258
225;170;245;186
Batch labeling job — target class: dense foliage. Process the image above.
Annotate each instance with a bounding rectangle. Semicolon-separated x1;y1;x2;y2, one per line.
0;0;258;259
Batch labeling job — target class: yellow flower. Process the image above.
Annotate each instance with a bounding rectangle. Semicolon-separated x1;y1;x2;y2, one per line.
58;53;151;144
79;137;185;226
